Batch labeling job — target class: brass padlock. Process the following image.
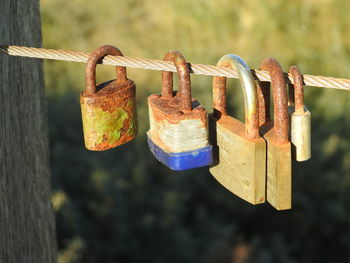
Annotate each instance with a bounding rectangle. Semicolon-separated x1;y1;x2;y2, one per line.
288;66;311;162
257;58;292;210
147;50;212;171
209;54;266;205
80;45;137;151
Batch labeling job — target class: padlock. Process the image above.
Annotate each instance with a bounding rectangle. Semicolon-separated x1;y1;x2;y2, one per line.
288;66;311;162
147;50;212;171
257;58;292;210
209;54;266;205
80;45;137;151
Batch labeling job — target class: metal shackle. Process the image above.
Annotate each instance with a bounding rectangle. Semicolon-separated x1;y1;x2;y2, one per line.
85;45;128;94
257;80;271;126
213;54;259;139
259;58;289;144
289;66;305;114
161;50;192;112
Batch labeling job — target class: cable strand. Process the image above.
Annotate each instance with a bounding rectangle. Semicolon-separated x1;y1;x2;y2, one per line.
1;45;350;91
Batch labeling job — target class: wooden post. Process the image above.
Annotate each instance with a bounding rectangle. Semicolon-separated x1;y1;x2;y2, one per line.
0;0;57;262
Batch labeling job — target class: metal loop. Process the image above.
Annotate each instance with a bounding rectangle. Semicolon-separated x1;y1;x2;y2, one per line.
257;80;271;126
259;58;289;144
289;65;305;114
85;45;128;94
161;50;192;112
213;54;259;139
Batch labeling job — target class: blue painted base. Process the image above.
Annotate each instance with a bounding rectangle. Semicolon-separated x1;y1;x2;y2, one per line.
147;136;213;171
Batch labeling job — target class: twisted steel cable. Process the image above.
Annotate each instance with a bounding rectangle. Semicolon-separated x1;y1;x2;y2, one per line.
1;45;350;91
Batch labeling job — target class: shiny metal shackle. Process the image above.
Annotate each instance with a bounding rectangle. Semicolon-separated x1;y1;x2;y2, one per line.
213;54;259;139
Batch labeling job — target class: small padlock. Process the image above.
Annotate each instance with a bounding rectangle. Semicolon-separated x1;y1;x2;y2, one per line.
147;50;212;171
257;58;292;210
209;54;266;205
288;66;311;162
80;45;137;151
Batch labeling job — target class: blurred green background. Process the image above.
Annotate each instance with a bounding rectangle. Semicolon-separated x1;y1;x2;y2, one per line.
41;0;350;262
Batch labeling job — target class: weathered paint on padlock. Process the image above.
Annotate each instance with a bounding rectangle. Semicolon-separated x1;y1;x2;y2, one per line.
147;50;212;170
80;45;137;151
209;54;266;205
257;58;292;210
288;66;311;162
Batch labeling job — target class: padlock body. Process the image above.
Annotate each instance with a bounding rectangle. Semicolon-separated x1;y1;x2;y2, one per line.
80;79;137;151
289;106;311;162
147;135;212;171
209;114;266;204
261;123;292;210
147;93;212;170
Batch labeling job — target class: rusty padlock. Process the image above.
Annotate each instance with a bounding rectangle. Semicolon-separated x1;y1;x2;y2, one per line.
257;58;292;210
80;45;137;151
209;54;266;205
288;66;311;162
147;50;212;171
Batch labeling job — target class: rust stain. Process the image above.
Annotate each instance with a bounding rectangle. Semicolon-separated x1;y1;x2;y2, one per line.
149;50;208;128
82;80;134;113
161;50;192;112
148;92;207;126
259;58;289;144
80;45;137;151
212;76;227;118
85;45;127;94
257;80;271;126
289;65;305;114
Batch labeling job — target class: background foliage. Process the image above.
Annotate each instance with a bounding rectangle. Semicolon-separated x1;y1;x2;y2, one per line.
41;0;350;262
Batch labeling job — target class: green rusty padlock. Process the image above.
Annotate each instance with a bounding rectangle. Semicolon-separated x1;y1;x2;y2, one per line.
80;45;137;151
288;66;311;162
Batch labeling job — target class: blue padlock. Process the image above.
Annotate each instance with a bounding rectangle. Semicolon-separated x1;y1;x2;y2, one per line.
147;50;213;171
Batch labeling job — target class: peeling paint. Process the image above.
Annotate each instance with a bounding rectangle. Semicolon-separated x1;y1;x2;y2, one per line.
81;104;128;149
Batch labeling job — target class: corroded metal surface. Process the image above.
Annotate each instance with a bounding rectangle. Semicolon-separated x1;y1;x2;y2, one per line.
212;76;227;117
148;95;207;124
85;45;127;94
148;95;208;153
147;50;212;170
149;50;207;126
162;50;192;111
289;66;305;114
81;45;137;151
257;80;271;126
259;58;289;144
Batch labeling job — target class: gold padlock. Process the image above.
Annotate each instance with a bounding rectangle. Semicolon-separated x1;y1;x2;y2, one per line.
209;54;266;205
288;66;311;162
257;58;292;210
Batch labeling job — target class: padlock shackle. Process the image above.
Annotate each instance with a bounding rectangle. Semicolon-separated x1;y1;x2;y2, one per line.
259;58;289;144
162;50;192;112
257;80;271;126
85;45;128;94
289;66;305;114
213;54;259;139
